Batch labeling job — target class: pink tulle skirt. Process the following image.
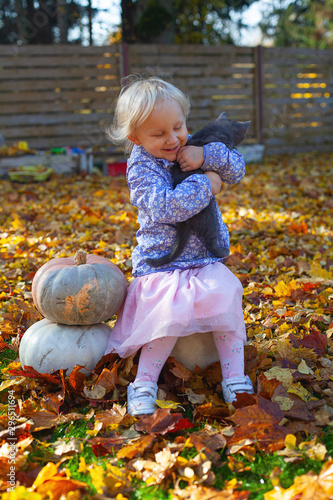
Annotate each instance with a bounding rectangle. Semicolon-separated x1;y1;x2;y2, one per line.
105;262;246;358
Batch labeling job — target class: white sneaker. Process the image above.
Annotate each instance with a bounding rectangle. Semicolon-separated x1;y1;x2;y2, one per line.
127;380;158;416
221;375;254;403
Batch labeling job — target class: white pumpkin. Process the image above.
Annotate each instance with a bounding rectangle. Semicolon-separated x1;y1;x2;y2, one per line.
19;318;113;375
32;250;127;325
171;332;219;371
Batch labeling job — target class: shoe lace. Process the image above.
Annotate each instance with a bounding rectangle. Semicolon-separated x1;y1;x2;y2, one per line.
226;377;252;393
131;383;157;400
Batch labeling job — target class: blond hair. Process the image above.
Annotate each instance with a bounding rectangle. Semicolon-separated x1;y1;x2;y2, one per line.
107;75;190;153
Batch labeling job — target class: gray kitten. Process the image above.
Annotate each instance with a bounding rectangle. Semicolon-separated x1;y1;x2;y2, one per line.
146;113;250;267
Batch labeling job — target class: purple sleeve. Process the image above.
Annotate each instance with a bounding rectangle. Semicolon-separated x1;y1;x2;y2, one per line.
201;142;245;184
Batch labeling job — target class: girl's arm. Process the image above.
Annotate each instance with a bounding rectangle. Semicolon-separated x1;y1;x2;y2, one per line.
201;143;245;184
177;143;245;184
128;162;214;225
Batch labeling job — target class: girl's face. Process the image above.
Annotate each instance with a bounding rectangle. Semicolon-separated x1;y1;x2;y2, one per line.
128;99;188;161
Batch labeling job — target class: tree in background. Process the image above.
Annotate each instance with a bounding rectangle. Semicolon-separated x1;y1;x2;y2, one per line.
121;0;259;44
0;0;96;44
260;0;333;48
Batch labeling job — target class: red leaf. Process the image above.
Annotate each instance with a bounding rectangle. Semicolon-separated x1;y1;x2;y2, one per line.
0;337;11;352
302;282;318;292
298;327;328;356
9;365;60;385
68;365;86;394
135;408;188;435
92;443;112;457
167;417;195;433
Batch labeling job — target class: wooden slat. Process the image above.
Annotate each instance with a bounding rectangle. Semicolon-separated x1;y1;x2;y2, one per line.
2;119;109;138
0;87;117;100
0;54;119;68
0;44;119;55
131;44;253;55
0;66;117;80
0;100;116;114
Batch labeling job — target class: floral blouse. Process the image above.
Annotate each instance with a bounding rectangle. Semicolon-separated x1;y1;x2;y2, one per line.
126;141;245;277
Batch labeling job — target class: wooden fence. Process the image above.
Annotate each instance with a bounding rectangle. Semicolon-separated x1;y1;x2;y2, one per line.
0;43;333;154
0;44;120;150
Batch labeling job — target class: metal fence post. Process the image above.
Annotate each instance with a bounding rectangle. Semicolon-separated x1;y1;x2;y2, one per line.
120;42;129;81
254;45;264;144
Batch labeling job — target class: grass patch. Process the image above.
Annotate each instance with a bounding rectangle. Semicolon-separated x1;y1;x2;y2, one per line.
0;347;18;369
213;450;323;500
321;427;333;458
129;482;172;500
50;418;92;443
61;442;103;495
26;441;56;465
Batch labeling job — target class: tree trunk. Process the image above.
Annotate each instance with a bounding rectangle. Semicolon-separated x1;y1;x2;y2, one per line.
14;0;26;43
37;0;53;43
57;0;68;43
25;0;37;43
121;0;136;43
87;0;93;45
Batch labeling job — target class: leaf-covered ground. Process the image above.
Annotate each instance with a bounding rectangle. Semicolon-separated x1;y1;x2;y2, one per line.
0;152;333;500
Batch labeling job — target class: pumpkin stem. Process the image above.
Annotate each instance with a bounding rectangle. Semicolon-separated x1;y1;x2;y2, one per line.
74;250;87;265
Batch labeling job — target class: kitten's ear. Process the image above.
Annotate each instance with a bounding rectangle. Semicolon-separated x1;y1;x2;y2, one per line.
217;112;228;120
241;121;251;133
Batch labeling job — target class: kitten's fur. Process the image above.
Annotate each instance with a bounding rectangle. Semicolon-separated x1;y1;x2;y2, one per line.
145;112;250;267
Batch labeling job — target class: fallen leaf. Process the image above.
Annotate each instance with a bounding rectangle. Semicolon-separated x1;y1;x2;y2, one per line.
135;409;193;435
156;399;181;409
185;388;207;405
116;434;155;459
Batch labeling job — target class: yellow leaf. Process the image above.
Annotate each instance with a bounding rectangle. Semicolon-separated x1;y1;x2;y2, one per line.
86;421;103;436
272;300;285;308
264;486;286;500
155;399;180;409
183;437;194;449
78;456;87;473
106;463;127;480
274;279;298;297
285;434;297;449
11;214;24;230
278;322;290;334
32;462;58;487
265;460;333;499
0;377;26;391
310;262;333;280
306;443;327;461
299;437;327;461
177;456;189;466
287;382;309;402
82;214;100;225
265;367;294;388
94;189;106;197
274;396;294;412
226;477;238;489
89;464;107;495
146;477;156;485
2;486;44;500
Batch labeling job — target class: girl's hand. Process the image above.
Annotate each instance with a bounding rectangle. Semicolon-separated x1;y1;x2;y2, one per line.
177;146;204;171
204;171;222;196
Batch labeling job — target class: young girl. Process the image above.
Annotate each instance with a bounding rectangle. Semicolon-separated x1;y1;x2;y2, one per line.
105;76;254;415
